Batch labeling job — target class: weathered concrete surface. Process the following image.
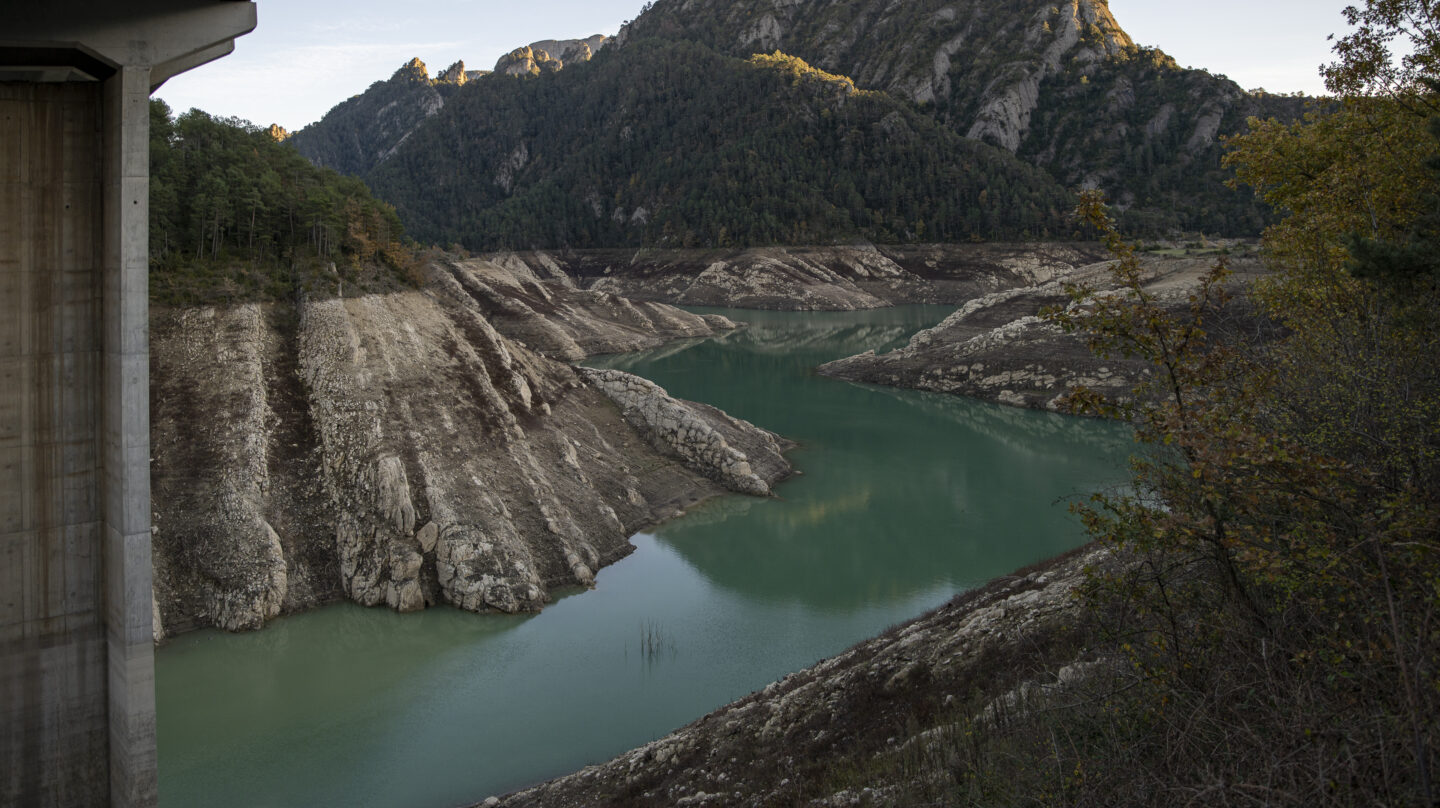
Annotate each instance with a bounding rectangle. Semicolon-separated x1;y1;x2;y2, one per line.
0;79;111;808
1;4;255;806
148;265;792;635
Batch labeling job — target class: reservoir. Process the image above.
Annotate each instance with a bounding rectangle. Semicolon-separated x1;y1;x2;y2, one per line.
155;306;1133;808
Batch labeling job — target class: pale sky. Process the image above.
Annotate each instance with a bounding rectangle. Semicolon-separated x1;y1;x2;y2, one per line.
156;0;1357;133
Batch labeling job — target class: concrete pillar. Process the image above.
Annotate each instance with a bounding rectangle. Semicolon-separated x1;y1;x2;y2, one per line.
0;4;255;805
102;64;158;808
0;78;110;807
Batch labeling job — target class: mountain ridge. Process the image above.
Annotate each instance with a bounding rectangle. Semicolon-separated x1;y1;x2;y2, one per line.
362;39;1080;249
287;3;1306;246
622;0;1306;233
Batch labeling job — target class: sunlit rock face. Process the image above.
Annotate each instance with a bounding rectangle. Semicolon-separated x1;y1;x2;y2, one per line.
527;35;609;66
149;259;788;636
494;46;562;77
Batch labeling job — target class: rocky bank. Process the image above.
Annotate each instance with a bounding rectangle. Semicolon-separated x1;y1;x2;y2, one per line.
149;258;790;636
479;544;1112;807
488;243;1109;311
819;252;1268;411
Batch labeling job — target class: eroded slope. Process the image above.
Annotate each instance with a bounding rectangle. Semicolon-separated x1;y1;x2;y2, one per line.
150;261;789;636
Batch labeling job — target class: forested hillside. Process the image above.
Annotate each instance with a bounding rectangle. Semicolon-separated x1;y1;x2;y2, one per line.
364;40;1077;250
626;0;1307;234
284;0;1308;248
149;101;418;304
283;58;468;178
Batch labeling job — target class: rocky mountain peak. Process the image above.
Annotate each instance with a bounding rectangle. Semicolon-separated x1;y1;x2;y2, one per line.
495;46;564;77
628;0;1134;152
438;60;470;86
394;56;430;83
528;35;609;65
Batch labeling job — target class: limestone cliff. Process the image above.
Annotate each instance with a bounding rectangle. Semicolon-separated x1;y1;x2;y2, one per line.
149;260;789;636
495;36;610;76
629;0;1135;129
438;60;484;86
527;36;608;66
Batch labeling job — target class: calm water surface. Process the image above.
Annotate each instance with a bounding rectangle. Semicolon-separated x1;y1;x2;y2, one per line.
157;306;1133;808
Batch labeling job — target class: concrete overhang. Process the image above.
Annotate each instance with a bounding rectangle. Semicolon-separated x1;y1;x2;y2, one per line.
0;0;256;90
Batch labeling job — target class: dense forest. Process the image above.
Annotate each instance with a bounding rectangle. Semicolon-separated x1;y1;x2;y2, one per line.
364;39;1079;250
148;100;419;305
1020;47;1307;235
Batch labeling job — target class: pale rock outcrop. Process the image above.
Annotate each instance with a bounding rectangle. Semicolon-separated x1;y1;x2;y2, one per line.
494;143;529;193
1186;100;1232;152
527;36;608;65
820;254;1268;411
494;46;562;77
578;368;790;497
438;60;472;86
741;13;784;50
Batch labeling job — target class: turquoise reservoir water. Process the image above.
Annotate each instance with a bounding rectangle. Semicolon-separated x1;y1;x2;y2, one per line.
156;306;1133;808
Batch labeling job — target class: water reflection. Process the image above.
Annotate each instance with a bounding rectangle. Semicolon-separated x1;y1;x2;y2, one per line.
158;305;1133;808
587;306;1134;610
